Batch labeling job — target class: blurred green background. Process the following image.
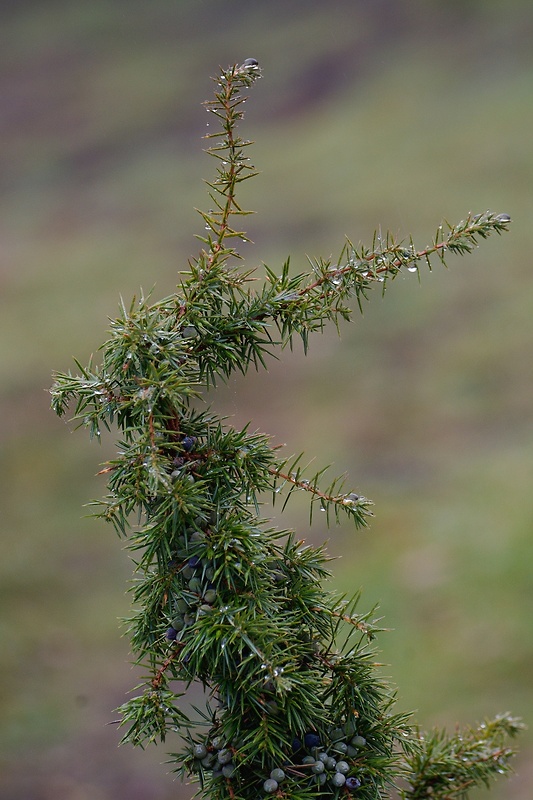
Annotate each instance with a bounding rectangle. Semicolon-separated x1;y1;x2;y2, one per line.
1;1;532;797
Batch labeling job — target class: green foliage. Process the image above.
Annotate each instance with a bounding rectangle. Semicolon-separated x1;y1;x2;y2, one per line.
401;715;524;799
51;60;521;799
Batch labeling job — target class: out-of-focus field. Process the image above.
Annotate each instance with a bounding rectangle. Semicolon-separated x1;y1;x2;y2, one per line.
1;1;532;798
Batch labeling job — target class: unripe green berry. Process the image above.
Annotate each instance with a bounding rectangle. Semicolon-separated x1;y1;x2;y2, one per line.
203;588;217;604
331;772;346;787
335;760;349;774
343;719;357;736
193;743;208;759
182;325;198;339
350;735;367;748
311;761;325;774
332;741;348;754
263;778;278;793
270;768;285;782
188;577;202;593
217;748;233;764
222;763;236;778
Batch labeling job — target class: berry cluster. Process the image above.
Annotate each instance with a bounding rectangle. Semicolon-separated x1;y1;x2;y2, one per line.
187;722;366;797
283;726;365;793
164;527;217;641
191;735;238;780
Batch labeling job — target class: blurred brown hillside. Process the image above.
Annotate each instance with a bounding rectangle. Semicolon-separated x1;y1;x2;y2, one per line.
1;1;533;798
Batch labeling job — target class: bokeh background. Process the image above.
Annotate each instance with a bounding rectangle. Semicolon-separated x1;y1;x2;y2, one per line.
1;1;532;798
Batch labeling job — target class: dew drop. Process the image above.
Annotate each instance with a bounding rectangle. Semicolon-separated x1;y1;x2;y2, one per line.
407;266;418;273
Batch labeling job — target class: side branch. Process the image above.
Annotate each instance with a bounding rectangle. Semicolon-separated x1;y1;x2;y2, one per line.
269;456;373;528
151;642;186;690
300;211;512;300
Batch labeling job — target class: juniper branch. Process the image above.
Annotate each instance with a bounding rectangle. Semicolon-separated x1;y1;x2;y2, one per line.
50;58;520;800
400;714;525;799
